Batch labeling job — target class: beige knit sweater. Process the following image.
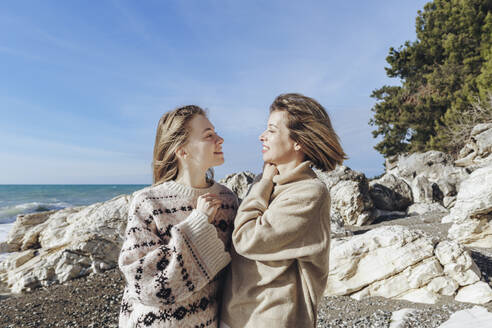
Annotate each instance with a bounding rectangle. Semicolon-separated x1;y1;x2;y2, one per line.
118;180;237;328
221;161;331;328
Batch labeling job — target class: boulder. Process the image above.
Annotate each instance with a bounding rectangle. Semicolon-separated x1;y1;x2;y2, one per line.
369;174;413;211
0;194;132;293
325;226;489;304
329;212;352;238
454;281;492;304
442;166;492;247
315;166;374;226
219;171;256;201
438;306;492;328
386;151;468;207
455;123;492;169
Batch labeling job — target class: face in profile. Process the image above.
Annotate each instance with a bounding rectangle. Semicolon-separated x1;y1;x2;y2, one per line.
182;114;224;169
259;110;298;165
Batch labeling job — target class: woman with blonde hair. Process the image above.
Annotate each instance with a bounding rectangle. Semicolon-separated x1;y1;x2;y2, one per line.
119;105;238;327
221;93;346;328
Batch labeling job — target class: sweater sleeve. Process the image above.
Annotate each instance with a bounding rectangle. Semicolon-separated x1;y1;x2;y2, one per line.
232;178;330;262
119;193;231;306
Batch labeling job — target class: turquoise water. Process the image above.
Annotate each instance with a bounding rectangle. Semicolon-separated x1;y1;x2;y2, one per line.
0;185;148;224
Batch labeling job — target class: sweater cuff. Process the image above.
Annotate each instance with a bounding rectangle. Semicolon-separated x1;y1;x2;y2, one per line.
247;178;274;207
176;210;231;278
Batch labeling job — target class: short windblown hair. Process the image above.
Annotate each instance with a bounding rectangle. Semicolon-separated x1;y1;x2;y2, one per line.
270;93;347;171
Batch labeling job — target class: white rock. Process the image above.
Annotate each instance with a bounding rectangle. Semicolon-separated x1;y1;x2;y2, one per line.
448;219;492;248
443;166;492;224
425;276;459;296
0;194;132;293
442;166;492;247
438;306;492;328
219;171;256;201
455;123;492;169
386;151;468;203
389;308;418;328
369;173;413;211
350;257;443;299
325;226;436;296
411;175;435;204
435;241;481;286
315;166;374;226
330;180;373;226
0;250;36;272
443;196;457;208
455;281;492;304
396;288;441;304
325;227;486;305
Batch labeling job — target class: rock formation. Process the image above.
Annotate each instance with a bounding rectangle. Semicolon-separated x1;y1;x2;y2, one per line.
442;166;492;248
0;195;131;293
381;151;468;211
455;123;492;169
315;166;375;226
325;226;492;304
218;171;256;201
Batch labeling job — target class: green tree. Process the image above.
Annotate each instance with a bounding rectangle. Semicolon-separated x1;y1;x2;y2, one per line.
370;0;492;157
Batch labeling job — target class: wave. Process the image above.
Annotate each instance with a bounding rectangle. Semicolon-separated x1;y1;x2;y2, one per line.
0;202;71;224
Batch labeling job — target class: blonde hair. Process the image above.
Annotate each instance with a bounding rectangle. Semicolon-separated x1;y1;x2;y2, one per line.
152;105;209;185
270;93;347;171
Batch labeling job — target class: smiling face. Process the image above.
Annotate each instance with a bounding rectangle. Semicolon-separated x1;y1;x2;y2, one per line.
259;110;300;165
181;114;224;170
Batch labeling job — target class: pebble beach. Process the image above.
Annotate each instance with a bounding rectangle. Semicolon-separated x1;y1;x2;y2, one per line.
1;211;490;328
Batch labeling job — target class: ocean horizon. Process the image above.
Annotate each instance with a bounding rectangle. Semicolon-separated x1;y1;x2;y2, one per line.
0;184;149;261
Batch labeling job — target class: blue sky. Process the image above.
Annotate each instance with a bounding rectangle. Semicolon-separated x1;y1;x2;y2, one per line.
0;0;429;184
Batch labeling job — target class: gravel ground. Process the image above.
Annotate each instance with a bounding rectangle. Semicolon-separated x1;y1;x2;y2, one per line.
317;295;492;328
0;269;124;328
0;211;490;327
0;267;490;328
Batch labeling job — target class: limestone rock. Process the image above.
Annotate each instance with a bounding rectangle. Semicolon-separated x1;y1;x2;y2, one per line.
454;281;492;304
389;308;418;328
325;226;437;296
369;174;413;211
443;166;492;247
434;241;481;286
351;257;443;300
455;123;492;169
0;194;132;293
329;211;352;238
425;276;459;296
219;171;256;201
315;166;374;226
438;306;492;328
386;151;468;207
325;227;488;304
396;288;441;304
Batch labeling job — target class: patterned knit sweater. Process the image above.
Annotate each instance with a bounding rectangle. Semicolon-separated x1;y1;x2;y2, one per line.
118;180;237;328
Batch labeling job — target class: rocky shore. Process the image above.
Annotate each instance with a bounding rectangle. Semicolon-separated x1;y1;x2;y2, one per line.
0;260;490;328
0;123;491;327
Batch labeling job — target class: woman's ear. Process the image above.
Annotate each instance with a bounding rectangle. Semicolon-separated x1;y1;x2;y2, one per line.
176;146;188;160
294;142;302;151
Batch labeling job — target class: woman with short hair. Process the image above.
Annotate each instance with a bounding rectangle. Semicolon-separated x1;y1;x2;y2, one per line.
221;93;346;328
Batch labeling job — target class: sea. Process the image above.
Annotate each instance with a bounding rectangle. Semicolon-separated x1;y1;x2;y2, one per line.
0;184;148;262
